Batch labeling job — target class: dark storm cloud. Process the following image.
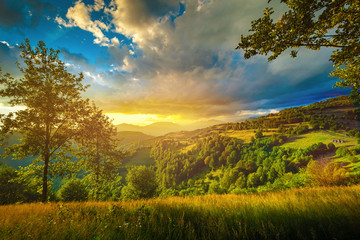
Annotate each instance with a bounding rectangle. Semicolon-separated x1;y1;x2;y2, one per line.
0;0;54;28
143;0;180;17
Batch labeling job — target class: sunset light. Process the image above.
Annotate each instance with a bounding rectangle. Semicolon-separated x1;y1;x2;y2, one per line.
105;113;187;126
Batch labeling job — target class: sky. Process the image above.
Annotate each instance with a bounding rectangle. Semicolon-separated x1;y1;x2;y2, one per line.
0;0;349;126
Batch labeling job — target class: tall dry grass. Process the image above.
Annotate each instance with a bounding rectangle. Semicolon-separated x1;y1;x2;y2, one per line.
1;185;359;239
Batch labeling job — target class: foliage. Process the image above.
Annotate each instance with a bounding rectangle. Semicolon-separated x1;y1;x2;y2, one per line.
208;181;225;194
237;0;360;89
307;161;349;186
83;174;123;201
0;164;40;204
255;129;263;139
77;103;124;200
58;179;88;202
122;166;158;200
336;146;355;157
0;39;89;201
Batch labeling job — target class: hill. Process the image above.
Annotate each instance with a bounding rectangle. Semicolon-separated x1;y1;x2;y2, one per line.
116;120;224;137
122;95;360;196
116;122;183;136
116;131;155;147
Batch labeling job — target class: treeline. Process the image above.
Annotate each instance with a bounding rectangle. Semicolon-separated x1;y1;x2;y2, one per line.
226;95;358;131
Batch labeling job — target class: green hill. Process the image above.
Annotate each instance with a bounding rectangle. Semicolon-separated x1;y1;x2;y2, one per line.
130;95;360;196
2;95;360;198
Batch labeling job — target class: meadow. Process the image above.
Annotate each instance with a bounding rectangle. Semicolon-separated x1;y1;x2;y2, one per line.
221;129;275;143
1;185;359;240
282;130;358;149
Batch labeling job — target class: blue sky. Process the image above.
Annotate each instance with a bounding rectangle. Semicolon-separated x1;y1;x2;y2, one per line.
0;0;349;125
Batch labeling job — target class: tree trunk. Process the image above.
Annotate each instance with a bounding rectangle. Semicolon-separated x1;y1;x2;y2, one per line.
42;154;49;202
95;153;100;200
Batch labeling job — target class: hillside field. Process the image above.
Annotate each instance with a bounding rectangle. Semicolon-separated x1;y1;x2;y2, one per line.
0;185;359;240
282;130;358;149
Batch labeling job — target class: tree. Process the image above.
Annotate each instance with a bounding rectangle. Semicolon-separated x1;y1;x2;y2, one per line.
78;103;124;200
208;180;225;194
247;172;260;188
58;179;88;202
121;165;158;200
0;39;89;202
255;129;263;139
0;164;40;204
237;0;360;89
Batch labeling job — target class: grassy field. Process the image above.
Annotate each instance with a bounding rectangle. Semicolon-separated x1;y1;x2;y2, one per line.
221;129;275;143
1;185;359;240
282;130;358;149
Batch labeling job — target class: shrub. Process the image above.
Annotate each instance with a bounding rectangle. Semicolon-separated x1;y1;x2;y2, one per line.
307;161;348;186
58;179;88;202
122;166;158;200
208;181;225;194
327;143;336;152
336;146;353;157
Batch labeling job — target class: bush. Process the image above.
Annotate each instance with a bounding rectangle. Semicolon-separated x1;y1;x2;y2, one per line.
208;181;225;194
348;128;359;137
255;129;263;139
58;179;88;202
336;146;353;157
327;143;336;152
122;166;158;200
307;161;348;186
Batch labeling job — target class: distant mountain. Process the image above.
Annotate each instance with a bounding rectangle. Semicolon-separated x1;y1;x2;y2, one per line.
116;131;155;145
116;122;183;136
116;120;223;136
143;122;183;136
116;123;144;132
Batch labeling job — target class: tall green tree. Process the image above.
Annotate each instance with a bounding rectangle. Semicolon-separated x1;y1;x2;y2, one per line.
78;103;123;200
0;39;89;202
237;0;360;89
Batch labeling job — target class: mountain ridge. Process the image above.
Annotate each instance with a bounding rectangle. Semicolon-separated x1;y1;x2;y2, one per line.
116;120;223;136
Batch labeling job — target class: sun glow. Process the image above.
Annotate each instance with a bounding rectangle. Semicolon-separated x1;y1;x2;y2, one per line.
105;113;191;126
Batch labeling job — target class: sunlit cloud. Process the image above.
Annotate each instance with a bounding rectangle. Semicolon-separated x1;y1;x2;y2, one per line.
55;0;118;47
0;0;349;124
105;113;183;126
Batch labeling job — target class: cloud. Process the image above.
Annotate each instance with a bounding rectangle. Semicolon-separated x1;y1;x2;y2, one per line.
55;0;119;47
0;0;53;28
54;0;344;120
106;0;179;38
